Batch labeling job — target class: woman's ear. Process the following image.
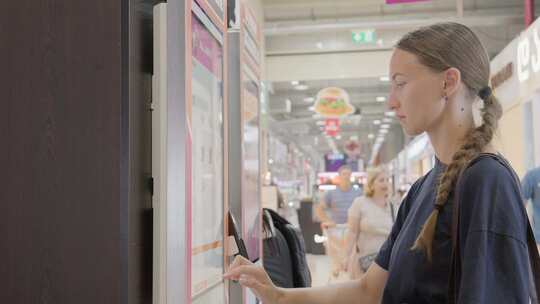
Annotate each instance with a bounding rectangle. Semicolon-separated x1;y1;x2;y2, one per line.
443;67;461;97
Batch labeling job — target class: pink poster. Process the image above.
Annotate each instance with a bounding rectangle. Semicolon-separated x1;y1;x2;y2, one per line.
190;11;225;301
192;15;222;78
386;0;430;4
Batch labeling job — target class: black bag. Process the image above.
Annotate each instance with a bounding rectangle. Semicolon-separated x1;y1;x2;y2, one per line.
448;153;540;303
264;208;312;288
358;252;378;273
263;225;295;288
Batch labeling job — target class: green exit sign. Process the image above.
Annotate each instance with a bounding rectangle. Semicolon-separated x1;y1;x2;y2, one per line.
351;29;376;44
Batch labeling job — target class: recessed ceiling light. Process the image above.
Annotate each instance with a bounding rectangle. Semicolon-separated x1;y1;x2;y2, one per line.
308;106;315;111
385;111;396;117
383;118;392;123
381;124;390;129
304;97;315;102
376;96;387;102
368;134;375;139
380;76;390;82
350;135;359;140
291;80;299;85
295;84;309;91
373;120;381;125
379;129;389;134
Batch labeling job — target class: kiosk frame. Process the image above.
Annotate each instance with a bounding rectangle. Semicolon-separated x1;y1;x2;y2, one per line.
152;1;229;303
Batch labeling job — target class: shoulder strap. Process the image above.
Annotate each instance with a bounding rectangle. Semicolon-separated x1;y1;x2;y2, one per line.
390;202;396;223
448;153;540;303
448;168;463;304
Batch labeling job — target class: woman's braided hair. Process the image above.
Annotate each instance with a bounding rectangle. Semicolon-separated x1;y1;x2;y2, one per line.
396;23;503;260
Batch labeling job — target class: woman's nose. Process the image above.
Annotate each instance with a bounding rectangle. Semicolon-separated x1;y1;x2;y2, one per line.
387;92;399;111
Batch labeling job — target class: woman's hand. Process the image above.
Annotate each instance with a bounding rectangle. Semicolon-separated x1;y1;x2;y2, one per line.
321;221;336;229
224;255;285;304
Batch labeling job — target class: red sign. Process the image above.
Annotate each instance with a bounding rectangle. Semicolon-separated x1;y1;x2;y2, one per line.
525;0;535;27
344;140;361;158
386;0;430;4
325;119;340;137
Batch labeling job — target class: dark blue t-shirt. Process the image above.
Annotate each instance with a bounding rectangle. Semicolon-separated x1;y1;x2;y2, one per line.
376;155;531;303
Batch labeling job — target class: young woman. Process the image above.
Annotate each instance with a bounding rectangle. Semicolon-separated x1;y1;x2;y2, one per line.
344;167;393;279
224;22;535;303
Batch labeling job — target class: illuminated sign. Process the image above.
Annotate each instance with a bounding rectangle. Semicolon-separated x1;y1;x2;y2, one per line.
517;25;540;83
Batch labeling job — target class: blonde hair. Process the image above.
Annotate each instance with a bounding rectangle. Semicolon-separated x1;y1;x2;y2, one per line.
397;23;503;261
364;167;385;198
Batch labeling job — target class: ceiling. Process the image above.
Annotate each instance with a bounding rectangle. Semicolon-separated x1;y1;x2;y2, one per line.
261;0;529;166
266;77;399;162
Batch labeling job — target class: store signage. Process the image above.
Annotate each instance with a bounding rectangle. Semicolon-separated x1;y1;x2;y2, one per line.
344;140;361;159
324;119;340;137
314;87;355;118
526;0;534;26
351;29;376;44
324;153;346;172
491;62;513;90
517;24;540;83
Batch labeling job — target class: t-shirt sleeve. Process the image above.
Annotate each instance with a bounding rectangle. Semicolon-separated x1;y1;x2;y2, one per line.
458;231;529;303
321;190;332;209
375;178;423;270
347;197;363;219
522;173;533;201
457;158;530;303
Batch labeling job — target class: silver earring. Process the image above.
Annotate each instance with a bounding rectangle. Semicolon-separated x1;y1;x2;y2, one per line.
443;82;448;101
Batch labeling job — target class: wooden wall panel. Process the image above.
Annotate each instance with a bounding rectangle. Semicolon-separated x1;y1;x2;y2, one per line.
0;0;154;303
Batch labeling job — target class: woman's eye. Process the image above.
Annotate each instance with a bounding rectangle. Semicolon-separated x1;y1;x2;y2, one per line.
391;82;406;90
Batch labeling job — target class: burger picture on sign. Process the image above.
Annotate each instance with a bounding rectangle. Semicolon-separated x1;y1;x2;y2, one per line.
314;87;355;117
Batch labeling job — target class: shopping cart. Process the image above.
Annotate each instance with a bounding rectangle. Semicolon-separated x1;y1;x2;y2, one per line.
321;223;349;281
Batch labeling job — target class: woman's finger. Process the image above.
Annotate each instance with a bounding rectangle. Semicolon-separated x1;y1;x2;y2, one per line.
224;256;253;279
224;265;265;281
231;255;252;268
238;274;266;294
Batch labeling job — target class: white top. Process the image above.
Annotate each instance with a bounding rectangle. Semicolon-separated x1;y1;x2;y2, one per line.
347;196;394;258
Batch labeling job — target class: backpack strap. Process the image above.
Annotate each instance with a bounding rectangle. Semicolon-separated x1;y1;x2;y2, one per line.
390;202;396;223
447;153;540;303
448;165;463;304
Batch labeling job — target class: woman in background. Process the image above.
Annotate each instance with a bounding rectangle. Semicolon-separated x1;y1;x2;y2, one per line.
344;168;393;279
